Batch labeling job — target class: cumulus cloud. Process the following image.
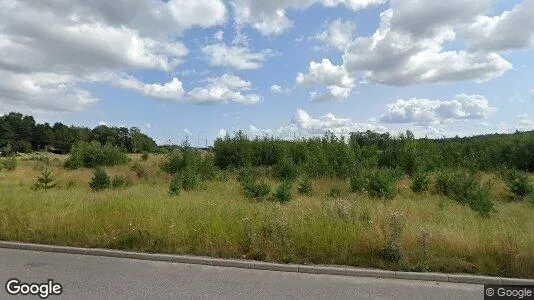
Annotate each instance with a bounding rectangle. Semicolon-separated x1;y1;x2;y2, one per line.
316;19;356;51
187;74;262;105
380;94;496;125
0;0;225;114
231;0;386;36
342;1;512;85
228;109;385;139
270;84;292;94
461;0;534;52
296;59;355;101
201;43;275;70
114;75;185;101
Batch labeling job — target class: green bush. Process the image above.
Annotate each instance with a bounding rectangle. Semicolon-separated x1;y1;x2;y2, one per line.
65;141;128;169
89;167;111;191
273;156;298;181
274;180;293;203
329;186;342;198
243;182;271;200
198;155;217;180
2;156;17;171
141;152;149;161
169;173;182;196
411;171;430;193
367;170;397;199
111;176;129;189
297;177;313;195
378;212;404;263
349;169;368;193
181;165;199;191
502;169;533;200
33;168;57;190
435;170;494;217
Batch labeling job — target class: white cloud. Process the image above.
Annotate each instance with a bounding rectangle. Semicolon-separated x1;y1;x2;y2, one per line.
270;84;292;94
231;0;386;36
516;114;534;131
214;30;225;41
201;43;275;70
114;75;185;101
217;129;229;138
187;74;262;105
342;2;512;85
296;58;355;101
0;0;225;115
461;0;534;52
146;123;152;129
232;109;385;139
316;19;356;51
380;94;496;125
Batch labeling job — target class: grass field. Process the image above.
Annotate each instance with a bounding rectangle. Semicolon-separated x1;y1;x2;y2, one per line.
1;154;533;278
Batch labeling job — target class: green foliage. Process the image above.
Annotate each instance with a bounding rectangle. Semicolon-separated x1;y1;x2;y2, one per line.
131;162;148;179
141;152;149;161
198;155;217;181
181;165;199;191
273;155;298;181
33;168;57;190
64;141;129;169
239;165;270;200
111;176;129;189
367;169;398;199
89;167;111;191
411;171;430;193
501;169;533;200
435;170;494;217
329;186;342;198
168;173;182;196
297;177;313;196
349;168;369;193
378;212;404;263
274;180;293;203
2;156;17;171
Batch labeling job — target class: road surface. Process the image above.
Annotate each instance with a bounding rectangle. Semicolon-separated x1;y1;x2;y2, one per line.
0;248;483;299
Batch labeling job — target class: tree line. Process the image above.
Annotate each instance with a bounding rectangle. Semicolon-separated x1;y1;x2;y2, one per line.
214;129;534;174
0;112;157;155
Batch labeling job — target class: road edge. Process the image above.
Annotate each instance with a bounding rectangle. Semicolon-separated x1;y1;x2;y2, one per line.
1;241;532;285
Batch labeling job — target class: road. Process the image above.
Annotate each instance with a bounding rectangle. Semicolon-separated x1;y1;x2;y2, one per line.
0;248;483;299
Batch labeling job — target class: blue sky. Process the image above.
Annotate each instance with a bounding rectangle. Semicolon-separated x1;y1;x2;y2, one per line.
0;0;533;146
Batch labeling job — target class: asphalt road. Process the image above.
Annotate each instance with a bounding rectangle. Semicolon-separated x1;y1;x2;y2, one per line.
0;248;483;299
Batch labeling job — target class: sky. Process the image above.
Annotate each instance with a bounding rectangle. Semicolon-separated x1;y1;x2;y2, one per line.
0;0;533;146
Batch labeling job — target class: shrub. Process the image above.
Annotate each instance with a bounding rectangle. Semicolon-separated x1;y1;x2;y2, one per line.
2;156;17;171
65;141;128;169
238;165;258;186
161;147;198;174
502;169;533;200
411;171;430;193
274;180;293;203
131;162;148;179
89;167;111;191
435;170;494;217
378;212;404;263
273;156;298;181
169;173;182;196
243;182;271;200
141;152;149;161
181;165;199;191
367;170;397;199
33;168;57;190
297;177;313;196
198;155;217;181
329;186;342;198
349;169;368;193
111;176;129;189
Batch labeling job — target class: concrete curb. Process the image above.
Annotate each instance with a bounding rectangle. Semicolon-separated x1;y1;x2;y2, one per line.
1;241;533;285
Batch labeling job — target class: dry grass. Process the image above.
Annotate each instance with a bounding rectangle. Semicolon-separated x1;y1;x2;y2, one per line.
1;154;533;278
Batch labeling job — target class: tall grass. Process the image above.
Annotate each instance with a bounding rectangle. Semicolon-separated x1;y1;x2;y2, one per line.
0;155;533;278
